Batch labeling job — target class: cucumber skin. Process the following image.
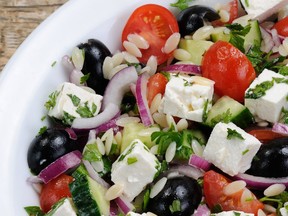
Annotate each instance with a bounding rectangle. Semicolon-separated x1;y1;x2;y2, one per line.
231;107;254;128
69;174;102;216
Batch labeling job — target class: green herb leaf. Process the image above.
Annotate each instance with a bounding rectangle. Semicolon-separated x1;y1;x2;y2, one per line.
170;0;194;10
245;80;274;99
127;157;138;165
76;102;94;118
38;126;47;135
202;99;210;122
44;91;59;110
279;66;288;76
227;128;244;140
281;108;288;124
244;0;249;6
83;144;102;162
210;109;232;127
169;200;181;213
62;111;76;125
24;206;44;216
91;102;97;114
242;149;249;155
226;23;251;53
80;73;90;84
142;189;150;211
67;94;81;107
51;61;57;67
233;212;241;216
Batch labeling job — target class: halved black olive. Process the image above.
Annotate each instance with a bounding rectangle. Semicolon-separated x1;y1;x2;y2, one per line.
147;176;202;216
78;39;111;95
246;137;288;178
27;128;83;175
177;5;220;36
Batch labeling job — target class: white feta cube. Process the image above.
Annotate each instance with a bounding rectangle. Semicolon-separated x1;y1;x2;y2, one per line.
203;122;261;176
280;206;288;216
239;0;287;21
48;198;77;216
211;210;254;216
47;82;102;124
111;139;159;202
245;69;288;123
159;74;214;122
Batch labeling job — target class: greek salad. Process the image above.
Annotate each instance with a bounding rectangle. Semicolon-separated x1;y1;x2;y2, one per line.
25;0;288;215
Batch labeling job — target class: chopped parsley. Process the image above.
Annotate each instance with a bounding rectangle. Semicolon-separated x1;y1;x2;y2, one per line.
127;157;138;165
76;102;97;118
51;61;57;67
245;80;274;99
24;206;44;216
244;0;249;7
38;126;47;135
80;73;90;84
184;79;193;86
169;200;181;213
62;111;75;125
226;23;251;53
118;141;137;162
44;91;59;110
202;99;210;122
142;189;150;211
281;108;288;124
83;144;102;162
67;94;81;107
242;149;250;155
279;66;288;76
209;109;232;126
41;115;46;121
170;0;194;10
260;191;288;212
233;212;241;216
227;128;244;140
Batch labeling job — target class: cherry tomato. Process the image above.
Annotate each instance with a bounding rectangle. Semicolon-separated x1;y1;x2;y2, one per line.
248;128;287;143
203;170;264;215
40;174;73;213
273;16;288;37
212;0;238;25
122;4;179;65
202;41;256;102
147;73;168;106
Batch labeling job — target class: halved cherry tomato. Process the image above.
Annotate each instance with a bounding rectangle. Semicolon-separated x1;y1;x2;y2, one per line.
212;0;238;25
202;41;256;103
203;170;264;215
247;128;287;143
122;4;179;64
40;174;73;213
147;73;168;106
273;16;288;37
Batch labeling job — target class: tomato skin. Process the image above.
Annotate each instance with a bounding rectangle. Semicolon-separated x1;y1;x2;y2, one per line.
40;174;73;213
203;170;264;215
122;4;179;65
147;73;168;106
212;0;238;25
248;128;287;143
273;16;288;37
202;41;256;103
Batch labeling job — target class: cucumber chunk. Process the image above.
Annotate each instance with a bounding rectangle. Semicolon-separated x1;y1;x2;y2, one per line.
70;168;109;216
205;96;254;128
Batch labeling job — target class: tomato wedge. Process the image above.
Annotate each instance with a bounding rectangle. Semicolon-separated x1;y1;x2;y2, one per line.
40;174;73;213
212;0;238;25
247;128;287;143
203;170;264;215
273;16;288;37
202;41;256;103
147;73;168;106
122;4;179;65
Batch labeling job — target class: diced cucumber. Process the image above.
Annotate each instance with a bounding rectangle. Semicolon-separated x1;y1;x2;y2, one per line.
121;122;157;152
69;168;109;216
205;96;254;128
211;27;231;42
178;39;213;65
243;20;261;52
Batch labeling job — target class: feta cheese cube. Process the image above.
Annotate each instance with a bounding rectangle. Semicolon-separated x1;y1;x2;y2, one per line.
211;210;254;216
47;82;102;124
280;206;288;216
48;198;77;216
111;139;159;201
239;0;287;21
245;69;288;123
203;122;261;176
159;74;214;122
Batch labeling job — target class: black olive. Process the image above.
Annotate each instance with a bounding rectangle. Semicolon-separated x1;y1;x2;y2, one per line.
78;39;111;95
27;128;82;175
147;176;202;216
246;137;288;178
177;5;220;36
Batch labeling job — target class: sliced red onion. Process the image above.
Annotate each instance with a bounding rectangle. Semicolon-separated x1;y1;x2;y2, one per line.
65;128;77;140
234;173;288;189
72;103;120;130
38;150;82;184
115;195;135;215
270;28;281;47
82;160;110;188
272;122;288;135
189;155;211;171
102;66;138;110
70;69;86;86
95;112;121;134
260;27;274;53
135;72;153;126
109;201;119;216
62;55;74;72
162;64;201;75
26;175;42;184
167;165;204;180
193;204;210;216
130;83;136;97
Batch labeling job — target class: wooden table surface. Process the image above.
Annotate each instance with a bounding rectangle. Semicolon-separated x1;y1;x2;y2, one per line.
0;0;67;72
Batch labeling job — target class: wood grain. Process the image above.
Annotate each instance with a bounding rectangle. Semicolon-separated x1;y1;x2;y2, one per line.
0;0;67;71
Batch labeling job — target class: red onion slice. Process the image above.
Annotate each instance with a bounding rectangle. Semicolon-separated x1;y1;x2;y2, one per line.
109;201;119;216
38;150;82;184
234;173;288;189
135;72;154;126
115;195;135;215
162;64;201;75
72;103;120;130
270;28;281;47
188;155;211;171
193;204;210;216
272;122;288;135
102;66;138;110
65;128;78;140
260;27;274;53
167;165;204;180
95;112;121;134
62;55;74;72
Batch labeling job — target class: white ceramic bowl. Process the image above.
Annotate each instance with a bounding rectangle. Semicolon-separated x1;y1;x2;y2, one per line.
0;0;230;214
